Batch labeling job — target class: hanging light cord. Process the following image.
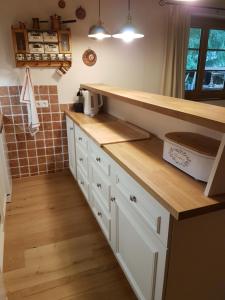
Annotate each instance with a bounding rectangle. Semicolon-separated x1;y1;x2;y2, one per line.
128;0;132;22
98;0;101;21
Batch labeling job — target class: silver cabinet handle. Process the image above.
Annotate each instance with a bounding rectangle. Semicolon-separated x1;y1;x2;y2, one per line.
80;181;84;185
78;137;82;141
156;216;161;234
96;157;101;162
130;195;137;203
97;183;101;189
97;212;102;217
70;127;73;131
111;197;116;202
79;158;83;162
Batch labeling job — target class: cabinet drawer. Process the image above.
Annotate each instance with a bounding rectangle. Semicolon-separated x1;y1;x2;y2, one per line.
91;164;111;212
90;141;111;176
92;190;111;241
77;167;89;201
112;163;170;246
76;144;88;176
75;126;89;151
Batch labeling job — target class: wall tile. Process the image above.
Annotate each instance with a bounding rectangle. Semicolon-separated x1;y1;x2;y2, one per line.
0;85;70;178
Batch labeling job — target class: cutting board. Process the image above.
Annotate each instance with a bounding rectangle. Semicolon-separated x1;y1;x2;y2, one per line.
81;120;151;145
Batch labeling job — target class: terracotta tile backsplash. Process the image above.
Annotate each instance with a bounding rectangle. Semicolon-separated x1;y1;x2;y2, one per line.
0;85;72;178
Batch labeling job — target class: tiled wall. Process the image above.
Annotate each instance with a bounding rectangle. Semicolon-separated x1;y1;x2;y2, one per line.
0;85;71;178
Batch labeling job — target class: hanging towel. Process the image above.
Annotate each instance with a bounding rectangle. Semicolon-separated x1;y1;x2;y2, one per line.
20;67;40;136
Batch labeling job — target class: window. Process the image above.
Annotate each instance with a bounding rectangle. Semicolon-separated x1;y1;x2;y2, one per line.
185;17;225;101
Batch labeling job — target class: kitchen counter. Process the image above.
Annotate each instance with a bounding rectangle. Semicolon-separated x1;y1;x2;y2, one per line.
0;114;3;134
65;110;225;220
65;110;151;145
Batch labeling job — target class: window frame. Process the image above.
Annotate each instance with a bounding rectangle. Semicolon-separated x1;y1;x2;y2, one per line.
185;16;225;101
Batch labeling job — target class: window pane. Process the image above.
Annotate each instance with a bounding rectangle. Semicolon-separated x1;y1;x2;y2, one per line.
186;50;199;70
205;50;225;69
188;28;202;49
202;71;225;90
208;30;225;50
185;71;197;91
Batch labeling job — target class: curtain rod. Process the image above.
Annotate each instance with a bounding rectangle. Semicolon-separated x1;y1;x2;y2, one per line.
159;0;225;12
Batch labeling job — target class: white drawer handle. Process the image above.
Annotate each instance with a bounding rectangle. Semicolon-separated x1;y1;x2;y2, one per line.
130;195;137;203
96;157;101;162
97;211;102;217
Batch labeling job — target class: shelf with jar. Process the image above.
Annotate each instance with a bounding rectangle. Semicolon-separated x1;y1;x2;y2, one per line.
12;26;72;68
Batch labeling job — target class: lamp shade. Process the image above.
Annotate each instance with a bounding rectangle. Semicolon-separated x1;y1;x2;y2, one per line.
112;0;144;43
88;22;111;40
112;21;144;43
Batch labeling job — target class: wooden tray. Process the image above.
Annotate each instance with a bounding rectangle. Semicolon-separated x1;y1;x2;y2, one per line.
81;120;151;145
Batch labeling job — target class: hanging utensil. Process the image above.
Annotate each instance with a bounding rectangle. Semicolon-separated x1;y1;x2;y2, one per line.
50;15;76;31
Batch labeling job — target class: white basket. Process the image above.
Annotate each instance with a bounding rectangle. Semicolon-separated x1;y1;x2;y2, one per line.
163;138;215;182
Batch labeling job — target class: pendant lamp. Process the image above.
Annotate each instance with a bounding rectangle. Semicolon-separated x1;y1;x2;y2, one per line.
88;0;111;40
112;0;144;43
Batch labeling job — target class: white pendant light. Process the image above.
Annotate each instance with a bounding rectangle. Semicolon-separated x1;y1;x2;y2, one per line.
113;0;144;43
88;0;111;40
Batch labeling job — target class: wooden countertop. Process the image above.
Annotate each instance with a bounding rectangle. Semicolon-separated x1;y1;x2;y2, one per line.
65;110;117;126
104;139;225;220
65;110;225;220
0;114;3;133
65;110;151;145
81;84;225;133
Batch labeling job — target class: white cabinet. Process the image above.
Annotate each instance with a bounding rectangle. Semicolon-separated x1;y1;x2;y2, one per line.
0;128;11;203
0;127;11;272
66;116;76;179
111;187;167;300
66;116;169;300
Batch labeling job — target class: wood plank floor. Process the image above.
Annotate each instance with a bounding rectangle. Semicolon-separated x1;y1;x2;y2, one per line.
3;171;136;300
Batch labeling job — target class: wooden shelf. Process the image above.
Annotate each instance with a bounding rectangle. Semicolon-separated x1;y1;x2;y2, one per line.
80;84;225;133
16;61;71;68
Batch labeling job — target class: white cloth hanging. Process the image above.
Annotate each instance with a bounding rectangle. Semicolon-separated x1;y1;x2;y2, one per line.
20;67;40;136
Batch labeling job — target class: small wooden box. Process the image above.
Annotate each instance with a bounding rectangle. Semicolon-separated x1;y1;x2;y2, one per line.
163;132;220;182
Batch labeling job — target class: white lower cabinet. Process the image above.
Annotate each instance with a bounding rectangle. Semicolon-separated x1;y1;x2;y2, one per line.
92;189;111;242
66;116;77;179
67;117;169;300
77;167;89;202
111;188;167;300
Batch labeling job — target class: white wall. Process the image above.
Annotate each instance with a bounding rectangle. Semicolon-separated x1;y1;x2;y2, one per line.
0;0;168;103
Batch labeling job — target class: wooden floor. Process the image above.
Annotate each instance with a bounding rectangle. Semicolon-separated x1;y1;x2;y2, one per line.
3;171;136;300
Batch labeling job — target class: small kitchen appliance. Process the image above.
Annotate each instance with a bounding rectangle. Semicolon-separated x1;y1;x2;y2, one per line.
83;90;103;117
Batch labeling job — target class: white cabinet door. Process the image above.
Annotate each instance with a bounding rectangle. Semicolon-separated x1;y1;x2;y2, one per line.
0;129;12;202
112;189;167;300
66;116;76;179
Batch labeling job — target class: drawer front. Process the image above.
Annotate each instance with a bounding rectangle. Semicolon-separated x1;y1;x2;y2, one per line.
76;144;88;176
92;190;111;241
77;167;89;201
90;141;111;176
91;164;111;212
111;162;170;246
75;126;89;151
